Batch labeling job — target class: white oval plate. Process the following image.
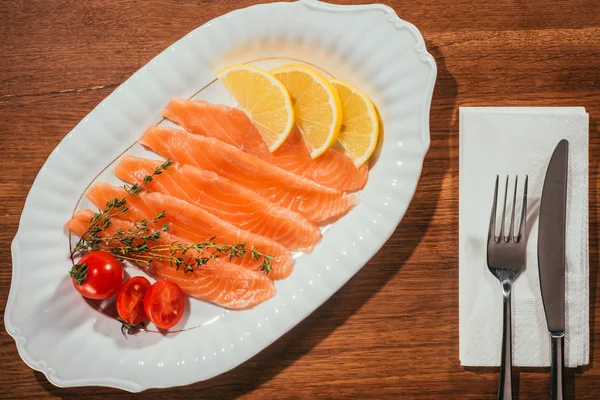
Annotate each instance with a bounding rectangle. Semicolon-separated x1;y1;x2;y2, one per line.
5;0;436;392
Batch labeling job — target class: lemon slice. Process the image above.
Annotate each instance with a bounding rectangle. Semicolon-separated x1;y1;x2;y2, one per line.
330;79;379;167
216;64;294;152
271;64;342;159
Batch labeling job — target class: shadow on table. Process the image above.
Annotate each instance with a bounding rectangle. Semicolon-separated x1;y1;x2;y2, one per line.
33;45;457;399
583;116;599;374
464;366;587;400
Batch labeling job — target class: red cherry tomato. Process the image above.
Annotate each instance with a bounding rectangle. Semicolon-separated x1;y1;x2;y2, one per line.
116;276;152;324
70;251;124;300
143;280;185;329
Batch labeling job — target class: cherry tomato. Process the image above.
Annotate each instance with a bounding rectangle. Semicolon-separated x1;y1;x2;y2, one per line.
116;276;152;324
143;280;185;329
70;251;124;300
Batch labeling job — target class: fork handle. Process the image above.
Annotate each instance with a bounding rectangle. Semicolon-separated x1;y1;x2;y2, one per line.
549;333;565;400
498;284;513;400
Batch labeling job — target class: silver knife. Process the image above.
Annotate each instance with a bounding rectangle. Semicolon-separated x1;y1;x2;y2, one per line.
537;139;569;400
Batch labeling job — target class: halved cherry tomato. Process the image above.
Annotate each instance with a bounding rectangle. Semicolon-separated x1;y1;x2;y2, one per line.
70;251;124;300
116;276;152;324
143;280;185;329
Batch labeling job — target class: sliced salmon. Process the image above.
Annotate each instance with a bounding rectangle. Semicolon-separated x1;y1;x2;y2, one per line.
162;99;368;191
86;182;294;280
66;209;276;309
139;126;358;223
113;156;321;252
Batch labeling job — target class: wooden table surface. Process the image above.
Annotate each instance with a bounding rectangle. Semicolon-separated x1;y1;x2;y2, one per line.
1;0;598;398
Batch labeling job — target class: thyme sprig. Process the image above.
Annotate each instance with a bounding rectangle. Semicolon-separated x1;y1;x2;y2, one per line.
70;158;274;274
70;159;174;257
94;219;274;274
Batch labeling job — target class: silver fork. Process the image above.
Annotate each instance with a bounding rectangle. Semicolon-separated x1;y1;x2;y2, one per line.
487;175;529;400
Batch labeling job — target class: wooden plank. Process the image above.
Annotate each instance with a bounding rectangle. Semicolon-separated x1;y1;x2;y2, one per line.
0;0;598;398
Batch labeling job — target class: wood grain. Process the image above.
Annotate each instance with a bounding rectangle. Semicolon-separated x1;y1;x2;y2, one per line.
0;0;598;398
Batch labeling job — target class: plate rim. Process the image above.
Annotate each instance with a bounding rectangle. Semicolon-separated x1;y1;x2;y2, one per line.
5;0;436;392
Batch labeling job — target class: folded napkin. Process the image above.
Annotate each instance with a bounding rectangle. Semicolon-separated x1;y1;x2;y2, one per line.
459;107;589;368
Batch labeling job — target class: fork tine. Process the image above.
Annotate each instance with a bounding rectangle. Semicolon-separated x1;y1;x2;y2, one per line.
498;176;509;242
517;175;529;241
488;175;499;242
508;176;518;241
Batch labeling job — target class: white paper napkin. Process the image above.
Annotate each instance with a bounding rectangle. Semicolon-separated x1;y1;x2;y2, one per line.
459;107;589;367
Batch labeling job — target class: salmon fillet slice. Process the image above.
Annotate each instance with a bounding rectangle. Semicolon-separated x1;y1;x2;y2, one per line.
139;126;358;223
162;99;368;191
66;209;276;309
86;182;294;280
113;156;321;252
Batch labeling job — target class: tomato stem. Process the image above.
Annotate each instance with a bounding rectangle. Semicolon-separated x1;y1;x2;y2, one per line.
117;317;146;338
69;263;88;285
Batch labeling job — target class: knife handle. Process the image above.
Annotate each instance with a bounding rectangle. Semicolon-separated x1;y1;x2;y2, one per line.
550;333;565;400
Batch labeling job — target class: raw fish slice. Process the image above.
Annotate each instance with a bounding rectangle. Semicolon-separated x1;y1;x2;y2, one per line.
139;126;357;223
162;99;368;191
87;183;294;280
114;156;321;252
66;210;276;309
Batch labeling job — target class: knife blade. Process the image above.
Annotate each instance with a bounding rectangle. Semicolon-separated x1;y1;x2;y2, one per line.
537;139;569;400
538;139;568;333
